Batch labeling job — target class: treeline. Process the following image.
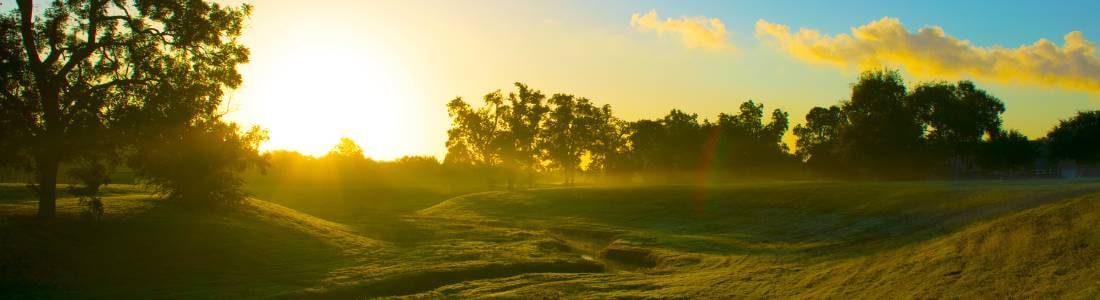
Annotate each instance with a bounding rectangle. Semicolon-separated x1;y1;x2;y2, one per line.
444;83;799;187
444;70;1100;184
248;138;486;189
796;70;1099;179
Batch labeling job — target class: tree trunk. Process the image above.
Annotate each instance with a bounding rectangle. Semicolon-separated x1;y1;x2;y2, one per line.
35;153;59;219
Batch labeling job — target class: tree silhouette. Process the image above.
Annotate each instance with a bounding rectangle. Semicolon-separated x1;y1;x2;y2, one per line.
327;137;366;159
128;121;267;205
837;69;925;178
501;83;548;188
445;91;507;185
795;70;1027;178
975;130;1037;173
1046;111;1100;164
793;105;844;171
711;100;791;175
2;0;252;217
909;81;1005;172
659;109;705;173
584;104;627;175
540;94;585;185
623;119;665;174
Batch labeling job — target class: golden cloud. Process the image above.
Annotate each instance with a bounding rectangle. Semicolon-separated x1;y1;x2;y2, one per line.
631;10;734;51
755;17;1100;93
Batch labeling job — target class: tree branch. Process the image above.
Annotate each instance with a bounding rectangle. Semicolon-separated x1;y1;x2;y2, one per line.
15;0;45;75
91;78;155;92
42;16;65;66
58;0;107;78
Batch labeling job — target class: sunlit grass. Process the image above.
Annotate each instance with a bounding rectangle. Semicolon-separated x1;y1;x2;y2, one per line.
4;180;1100;297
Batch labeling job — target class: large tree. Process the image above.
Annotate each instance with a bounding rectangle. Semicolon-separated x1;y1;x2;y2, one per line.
1046;111;1100;164
793;105;844;169
712;100;790;175
909;80;1005;168
659;109;704;172
539;94;585;185
444;91;508;186
2;0;252;218
583;103;626;175
501;82;548;188
837;69;926;178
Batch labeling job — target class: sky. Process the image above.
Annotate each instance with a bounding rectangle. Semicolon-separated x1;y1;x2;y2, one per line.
7;0;1100;159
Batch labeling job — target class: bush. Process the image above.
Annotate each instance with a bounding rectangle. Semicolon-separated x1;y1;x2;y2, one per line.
129;121;268;207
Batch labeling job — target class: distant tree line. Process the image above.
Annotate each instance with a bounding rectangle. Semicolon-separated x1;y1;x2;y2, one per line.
249;138;485;190
795;69;1099;179
446;71;1100;185
444;83;798;187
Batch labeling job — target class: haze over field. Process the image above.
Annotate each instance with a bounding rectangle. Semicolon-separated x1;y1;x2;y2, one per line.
4;0;1100;299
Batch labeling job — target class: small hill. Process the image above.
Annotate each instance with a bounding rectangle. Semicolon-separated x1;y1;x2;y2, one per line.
0;184;381;299
412;181;1100;298
5;181;1100;298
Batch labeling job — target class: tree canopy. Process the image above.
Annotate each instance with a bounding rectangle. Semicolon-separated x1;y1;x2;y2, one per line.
1;0;261;217
1047;111;1100;164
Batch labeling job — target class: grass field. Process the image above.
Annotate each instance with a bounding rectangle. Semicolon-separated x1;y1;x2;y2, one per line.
2;180;1100;298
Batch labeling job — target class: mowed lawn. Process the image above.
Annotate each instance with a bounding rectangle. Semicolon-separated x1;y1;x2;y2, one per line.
2;180;1100;298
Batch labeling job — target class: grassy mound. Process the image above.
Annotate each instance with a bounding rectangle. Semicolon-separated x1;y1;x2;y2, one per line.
413;180;1100;298
6;180;1100;298
0;185;380;298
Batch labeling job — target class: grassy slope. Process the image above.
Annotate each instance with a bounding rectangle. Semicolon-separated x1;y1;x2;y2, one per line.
413;180;1100;298
0;184;379;299
4;180;1100;298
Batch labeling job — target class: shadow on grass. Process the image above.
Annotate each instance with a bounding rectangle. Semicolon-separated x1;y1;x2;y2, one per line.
0;196;350;298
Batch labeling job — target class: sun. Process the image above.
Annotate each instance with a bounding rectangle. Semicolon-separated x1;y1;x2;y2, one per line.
229;24;421;160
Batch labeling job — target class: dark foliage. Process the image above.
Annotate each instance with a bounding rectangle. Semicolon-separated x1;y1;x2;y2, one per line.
1047;111;1100;164
1;0;259;216
129;121;267;206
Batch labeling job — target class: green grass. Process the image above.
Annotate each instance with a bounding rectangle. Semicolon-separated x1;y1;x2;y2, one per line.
4;180;1100;298
0;185;368;298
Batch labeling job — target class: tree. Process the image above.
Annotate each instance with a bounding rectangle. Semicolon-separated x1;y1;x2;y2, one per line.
584;104;626;175
327;137;365;159
128;121;267;206
444;91;507;185
837;69;926;178
623;119;665;174
909;81;1005;170
501;82;548;188
0;13;31;170
540;94;585;185
975;130;1037;173
712;100;791;175
1046;111;1100;164
2;0;252;218
793;105;844;170
659;109;705;173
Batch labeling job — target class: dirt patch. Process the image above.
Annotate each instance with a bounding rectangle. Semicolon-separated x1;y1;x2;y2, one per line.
599;243;659;269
